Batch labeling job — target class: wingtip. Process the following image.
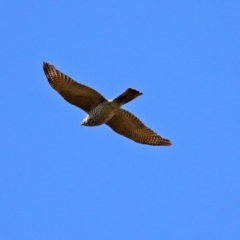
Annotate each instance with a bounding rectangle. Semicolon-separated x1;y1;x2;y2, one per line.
162;138;172;146
43;62;55;68
42;62;55;85
43;62;50;67
43;62;48;71
43;62;55;73
43;62;48;73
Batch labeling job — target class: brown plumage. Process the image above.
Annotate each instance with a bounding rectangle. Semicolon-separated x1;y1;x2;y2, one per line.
106;109;171;146
43;63;106;112
43;62;171;146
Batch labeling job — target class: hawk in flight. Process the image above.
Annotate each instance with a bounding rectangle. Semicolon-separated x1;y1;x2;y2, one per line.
43;62;171;146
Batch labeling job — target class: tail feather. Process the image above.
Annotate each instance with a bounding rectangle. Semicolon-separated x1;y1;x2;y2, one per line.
113;88;142;106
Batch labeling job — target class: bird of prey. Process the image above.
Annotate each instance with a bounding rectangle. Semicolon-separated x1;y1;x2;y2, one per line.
43;62;171;146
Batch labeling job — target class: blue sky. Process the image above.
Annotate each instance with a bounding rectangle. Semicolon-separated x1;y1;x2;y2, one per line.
1;1;240;239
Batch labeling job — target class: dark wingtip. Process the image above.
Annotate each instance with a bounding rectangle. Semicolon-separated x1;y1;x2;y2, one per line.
43;62;48;67
42;62;55;86
43;62;49;76
43;62;51;69
43;62;48;72
162;138;172;146
43;62;56;75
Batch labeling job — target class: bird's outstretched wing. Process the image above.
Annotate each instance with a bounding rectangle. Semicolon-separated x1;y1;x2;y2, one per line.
43;62;106;113
106;109;172;146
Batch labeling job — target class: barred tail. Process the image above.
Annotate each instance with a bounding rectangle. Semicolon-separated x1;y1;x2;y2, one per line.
113;88;142;106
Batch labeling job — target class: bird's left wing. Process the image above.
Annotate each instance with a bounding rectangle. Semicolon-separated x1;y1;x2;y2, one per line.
43;62;107;113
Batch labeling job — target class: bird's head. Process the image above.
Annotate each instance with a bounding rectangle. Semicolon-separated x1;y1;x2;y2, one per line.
81;115;95;126
81;117;88;126
81;121;86;126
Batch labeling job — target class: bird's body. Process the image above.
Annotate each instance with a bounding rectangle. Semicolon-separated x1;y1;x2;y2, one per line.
82;88;142;126
82;101;120;126
43;62;172;146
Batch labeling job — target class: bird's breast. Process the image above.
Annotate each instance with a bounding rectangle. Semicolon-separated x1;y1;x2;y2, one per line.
87;101;119;126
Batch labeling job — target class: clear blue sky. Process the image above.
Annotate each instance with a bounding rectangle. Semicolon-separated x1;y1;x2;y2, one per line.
1;1;239;239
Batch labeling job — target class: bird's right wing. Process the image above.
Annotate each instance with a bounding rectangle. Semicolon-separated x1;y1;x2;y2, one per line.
106;109;172;146
43;62;107;113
